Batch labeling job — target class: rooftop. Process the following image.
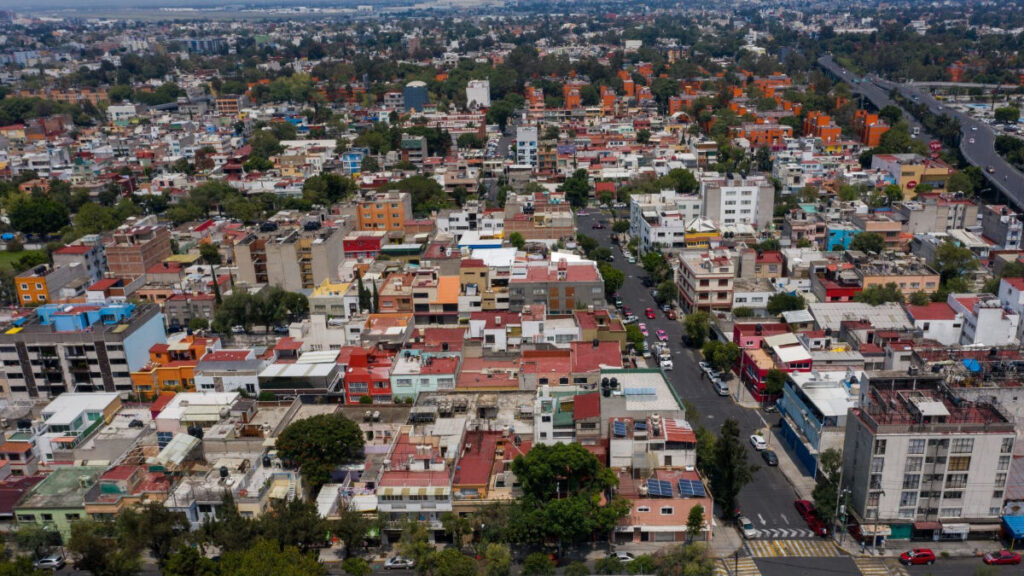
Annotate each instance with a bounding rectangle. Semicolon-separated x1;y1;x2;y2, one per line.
17;466;108;510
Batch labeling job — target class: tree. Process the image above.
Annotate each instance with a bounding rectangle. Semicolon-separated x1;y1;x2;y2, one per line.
9;195;69;236
908;290;931;306
849;232;885;254
709;419;758;519
661;169;699;195
642;251;670;283
258;498;326;554
162;546;219;576
812;448;844;533
302;174;356;206
433;549;477;576
275;413;365;491
626;555;656;575
13;524;59;558
508;232;526;250
0;557;48;576
593;558;622;575
219;539;325;576
683;311;710;347
798;185;819;203
764;369;787;396
332;505;371;559
654;544;715;576
564;562;590;576
562;169;592;208
636;129;651;144
68;520;143;576
342;558;372;576
994;106;1020;124
457;133;484;149
199;243;221;266
934;240;978;284
656;280;676;304
599;263;624;295
188;317;209;332
625;324;645;352
591;247;612;262
612;220;630;234
360;156;380;172
766;292;805;315
441;512;472;547
702;341;741;373
16;250;49;271
755;238;781;252
522;553;556;576
116;502;190;563
878;105;902;126
482;544;511;576
397;521;435;575
946;171;975;196
370;282;379;314
686;505;705;543
883;184;904;204
357;271;371;313
854;283;905;305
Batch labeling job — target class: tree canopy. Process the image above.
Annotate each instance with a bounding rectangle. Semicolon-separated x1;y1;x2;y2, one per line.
276;413;366;490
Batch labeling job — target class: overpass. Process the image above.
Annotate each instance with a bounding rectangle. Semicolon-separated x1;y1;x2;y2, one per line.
818;55;1024;212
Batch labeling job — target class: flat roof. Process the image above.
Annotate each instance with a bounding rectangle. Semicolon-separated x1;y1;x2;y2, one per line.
42;393;120;426
16;466;107;511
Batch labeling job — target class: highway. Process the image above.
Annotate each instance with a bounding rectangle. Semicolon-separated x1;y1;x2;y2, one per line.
577;209;814;541
818;55;1024;211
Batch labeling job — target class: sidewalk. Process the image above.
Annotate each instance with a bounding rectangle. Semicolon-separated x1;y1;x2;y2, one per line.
610;523;744;560
835;536;996;560
763;425;816;502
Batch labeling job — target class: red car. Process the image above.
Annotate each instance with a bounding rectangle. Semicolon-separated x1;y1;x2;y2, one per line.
984;550;1022;565
645;308;655;319
899;549;935;566
794;500;815;521
806;515;829;537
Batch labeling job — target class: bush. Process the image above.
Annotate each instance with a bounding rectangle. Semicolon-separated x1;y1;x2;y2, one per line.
358;395;373;404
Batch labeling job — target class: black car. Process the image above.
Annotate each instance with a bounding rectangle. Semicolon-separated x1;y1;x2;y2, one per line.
761;450;779;466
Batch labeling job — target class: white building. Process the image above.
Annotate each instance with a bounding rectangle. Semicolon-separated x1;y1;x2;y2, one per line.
699;173;775;229
107;103;137;124
516;125;538;167
998;277;1024;339
903;302;963;347
466;79;491;109
948;294;1020;347
628;190;702;254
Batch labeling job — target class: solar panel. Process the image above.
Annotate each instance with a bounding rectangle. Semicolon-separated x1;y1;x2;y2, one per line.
623;387;657;396
634;422;647;430
612;421;627;438
647;479;673;498
678;479;707;498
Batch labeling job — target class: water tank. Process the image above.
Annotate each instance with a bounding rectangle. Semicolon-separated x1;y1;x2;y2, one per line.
262;454;272;468
610;377;619;389
219;466;229;479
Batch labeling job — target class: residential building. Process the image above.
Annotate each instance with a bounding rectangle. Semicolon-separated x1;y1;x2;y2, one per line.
700;174;774;228
508;259;604;315
390;350;461;401
164;294;216;331
729;123;792;148
130;334;219;400
52;244;106;286
194;349;269;395
28;392;123;463
377;430;452;542
104;225;172;278
850;213;903;250
403;81;429;112
870;154;954;199
904;302;963;346
897;194;978;234
340;347;395;404
84;465;172;519
948;294;1021;347
356;192;413;233
843;385;1015;537
980;205;1023;250
234;227;343;291
14;264;91;305
0;301;166;399
257;350;343;397
676;250;735;312
776;370;860;476
854;110;890;147
628;190;702;254
14;465;107;542
466;79;491;109
516;126;538;167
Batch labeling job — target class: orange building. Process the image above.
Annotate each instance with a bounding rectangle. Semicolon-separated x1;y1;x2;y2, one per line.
854;110;890;147
356;191;414;232
623;77;635;98
668;96;685;116
803;111;842;145
130;335;220;400
730;123;793;147
525;85;545;111
601;87;616;114
564;84;583;109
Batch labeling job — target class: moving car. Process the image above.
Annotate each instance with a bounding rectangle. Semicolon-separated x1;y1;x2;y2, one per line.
665;309;677;320
610;552;635;563
988;165;996;173
645;308;656;319
983;550;1021;565
739;516;758;539
899;549;935;566
968;138;975;144
639;323;649;337
385;556;416;570
749;435;767;451
660;358;673;371
33;555;66;570
656;329;668;342
761;449;778;466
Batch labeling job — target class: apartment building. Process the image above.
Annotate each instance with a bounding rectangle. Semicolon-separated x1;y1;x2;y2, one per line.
629;190;702;254
0;301;166;400
948;293;1021;347
52;243;106;286
854;110;890;147
508;259;604;314
700;174;774;229
676;250;735;312
516;125;538;167
898;194;979;234
356;191;414;233
850;213;903;250
871;154;954;199
234;227;343;291
14;264;91;305
980;205;1023;250
130;334;220;400
104;225;172;278
729;123;793;148
843;385;1015;536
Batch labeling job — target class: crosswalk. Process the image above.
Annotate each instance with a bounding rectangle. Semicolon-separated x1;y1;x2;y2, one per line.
752;527;817;539
715;557;761;576
745;539;843;558
853;557;909;576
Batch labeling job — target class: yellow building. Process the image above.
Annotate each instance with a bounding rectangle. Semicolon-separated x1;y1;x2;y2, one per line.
871;154;954;198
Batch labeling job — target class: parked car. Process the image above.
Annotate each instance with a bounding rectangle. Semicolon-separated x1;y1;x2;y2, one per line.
656;329;668;342
385;556;416;570
33;555;66;570
983;550;1022;565
610;552;635;563
592;223;605;229
807;515;829;537
645;307;656;319
712;377;729;396
739;516;758;539
761;449;778;466
749;435;767;451
639;323;649;337
794;500;815;521
660;358;673;371
273;325;289;334
899;549;936;566
665;309;677;320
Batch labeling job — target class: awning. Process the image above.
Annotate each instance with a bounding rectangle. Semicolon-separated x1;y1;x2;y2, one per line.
971;524;1002;533
942;523;970;535
1005;516;1024;539
861;524;892;537
913;521;942;531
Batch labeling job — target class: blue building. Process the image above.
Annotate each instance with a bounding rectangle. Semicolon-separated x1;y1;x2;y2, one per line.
776;370;861;477
403;81;429;113
826;224;859;251
341;150;366;175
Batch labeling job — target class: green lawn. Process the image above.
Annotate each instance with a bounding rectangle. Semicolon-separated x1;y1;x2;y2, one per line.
0;250;45;272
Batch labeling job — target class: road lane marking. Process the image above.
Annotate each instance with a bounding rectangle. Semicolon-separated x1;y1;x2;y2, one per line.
780;513;789;525
758;514;766;524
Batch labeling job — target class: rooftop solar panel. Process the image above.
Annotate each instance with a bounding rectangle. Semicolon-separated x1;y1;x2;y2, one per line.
678;479;707;498
612;421;627;437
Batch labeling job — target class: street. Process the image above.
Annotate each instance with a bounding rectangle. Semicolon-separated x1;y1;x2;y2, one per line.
575;210;808;539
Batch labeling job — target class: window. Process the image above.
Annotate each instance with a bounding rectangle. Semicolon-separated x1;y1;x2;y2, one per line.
939;508;962;518
947;456;971;472
945;474;968;489
951;438;974;453
869;474;882;490
943;491;963;500
660;507;674;515
994;491;1005;499
637;506;650;513
65;513;80;520
16;514;34;522
1002;438;1015;454
996;473;1008;487
870;457;884;473
867;493;880;507
902;474;920;490
905;457;923;472
908;439;925;454
999;455;1011;471
40;514;53;521
899;492;918;507
874;439;887;455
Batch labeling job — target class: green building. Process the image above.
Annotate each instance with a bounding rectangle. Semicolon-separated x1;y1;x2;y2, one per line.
14;466;107;543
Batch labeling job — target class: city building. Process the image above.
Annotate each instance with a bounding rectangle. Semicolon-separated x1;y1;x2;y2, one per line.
466;79;491;109
356;192;413;233
403;81;429;112
870;154;954;199
233;227;344;291
13;465;107;542
699;174;774;228
104;225;172;278
516;126;538;167
52;244;106;286
14;264;91;305
980;205;1023;251
676;250;735;312
508;259;604;315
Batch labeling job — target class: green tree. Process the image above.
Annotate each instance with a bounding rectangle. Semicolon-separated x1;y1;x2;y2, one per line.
188;317;209;332
766;292;805;315
683;311;710;347
356;270;370;313
302;173;356;206
482;543;512;576
686;505;705;543
625;324;645;352
219;539;325;576
908;291;932;306
564;562;590;576
883;184;904;204
331;504;370;559
709;419;758;519
626;555;656;575
811;448;844;533
522;553;556;576
934;240;978;284
360;156;380;172
994;106;1020;124
636;129;651;144
248;129;284;159
434;549;477;576
508;232;526;249
642;251;669;282
656;279;677;304
946;171;975;196
342;558;372;576
878;105;903;126
612;220;630;234
441;512;472;547
661;168;699;195
849;232;885;254
69;520;143;576
755;238;781;252
275;413;365;491
702;341;741;373
397;521;435;575
116;502;190;563
654;544;715;576
161;547;219;576
599;263;625;295
593;558;622;575
258;498;326;554
764;369;788;396
13;524;59;558
854;283;905;305
9;195;69;236
562;169;592;208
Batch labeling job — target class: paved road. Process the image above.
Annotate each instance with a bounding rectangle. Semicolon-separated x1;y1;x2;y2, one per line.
819;55;1024;211
577;209;808;538
755;556;860;576
904;556;1023;575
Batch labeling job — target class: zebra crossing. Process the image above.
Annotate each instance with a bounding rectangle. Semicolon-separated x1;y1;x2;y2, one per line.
745;538;843;558
715;556;761;576
751;527;817;539
853;557;909;576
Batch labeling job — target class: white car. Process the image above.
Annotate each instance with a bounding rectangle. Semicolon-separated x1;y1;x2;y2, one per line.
750;435;767;451
34;555;66;570
698;361;712;375
610;552;635;563
969;138;975;144
739;516;758;539
660;358;673;371
385;556;415;570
